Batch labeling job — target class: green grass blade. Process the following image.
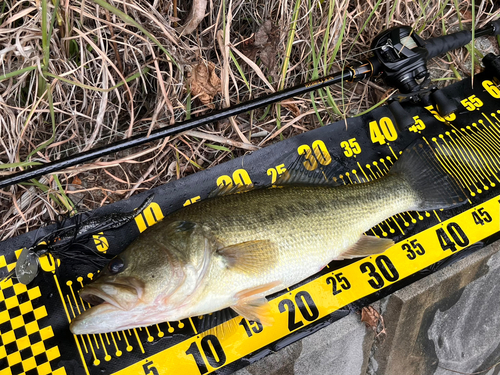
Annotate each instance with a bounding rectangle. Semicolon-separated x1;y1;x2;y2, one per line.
0;161;43;169
205;144;232;152
0;66;36;82
53;174;75;211
45;67;149;92
229;50;251;92
279;0;301;91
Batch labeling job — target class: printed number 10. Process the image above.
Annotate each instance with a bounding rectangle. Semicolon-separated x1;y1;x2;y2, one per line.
185;335;227;374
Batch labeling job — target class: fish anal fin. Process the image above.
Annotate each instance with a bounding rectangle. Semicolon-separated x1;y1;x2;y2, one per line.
231;281;282;326
336;235;394;260
217;240;278;274
197;308;240;340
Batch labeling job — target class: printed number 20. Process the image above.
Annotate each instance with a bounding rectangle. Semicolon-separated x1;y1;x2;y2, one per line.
278;291;319;332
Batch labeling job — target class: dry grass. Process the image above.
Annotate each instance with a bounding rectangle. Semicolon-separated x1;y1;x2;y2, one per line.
0;0;499;240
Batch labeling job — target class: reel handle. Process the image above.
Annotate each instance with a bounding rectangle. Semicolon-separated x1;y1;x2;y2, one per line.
425;19;500;59
425;30;474;59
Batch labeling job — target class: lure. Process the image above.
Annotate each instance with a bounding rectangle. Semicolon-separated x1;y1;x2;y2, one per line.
7;195;154;285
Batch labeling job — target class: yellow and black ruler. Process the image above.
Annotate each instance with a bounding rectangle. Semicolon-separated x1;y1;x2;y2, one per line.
1;70;500;375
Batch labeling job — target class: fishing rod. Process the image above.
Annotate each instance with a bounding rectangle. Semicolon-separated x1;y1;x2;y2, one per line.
1;19;500;189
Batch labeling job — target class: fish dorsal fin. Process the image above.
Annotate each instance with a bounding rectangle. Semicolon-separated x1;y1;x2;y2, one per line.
208;183;254;198
163;220;198;236
274;160;343;187
161;221;215;259
231;281;283;326
336;235;394;260
217;240;278;274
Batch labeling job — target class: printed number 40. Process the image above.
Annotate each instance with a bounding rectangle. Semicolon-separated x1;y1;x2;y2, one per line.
369;117;398;145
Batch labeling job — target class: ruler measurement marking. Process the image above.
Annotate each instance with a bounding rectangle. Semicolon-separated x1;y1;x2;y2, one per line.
424;136;475;196
480;114;500;149
433;137;477;192
445;132;484;188
452;125;496;182
463;123;500;181
357;162;370;181
133;328;145;354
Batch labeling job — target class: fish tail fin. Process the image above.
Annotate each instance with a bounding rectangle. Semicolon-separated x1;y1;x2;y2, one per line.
389;143;468;211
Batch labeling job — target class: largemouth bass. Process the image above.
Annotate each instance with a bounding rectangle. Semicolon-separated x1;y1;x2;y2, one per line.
70;145;466;334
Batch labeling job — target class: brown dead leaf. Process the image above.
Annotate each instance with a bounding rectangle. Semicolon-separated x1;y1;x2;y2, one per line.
361;306;386;338
361;306;379;330
239;37;259;62
254;19;279;70
72;176;82;185
188;61;221;109
240;20;279;72
282;101;301;117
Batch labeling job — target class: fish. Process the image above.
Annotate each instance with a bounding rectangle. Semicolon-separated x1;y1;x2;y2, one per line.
69;144;466;335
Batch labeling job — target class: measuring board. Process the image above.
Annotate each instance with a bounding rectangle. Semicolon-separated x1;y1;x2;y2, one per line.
1;65;500;375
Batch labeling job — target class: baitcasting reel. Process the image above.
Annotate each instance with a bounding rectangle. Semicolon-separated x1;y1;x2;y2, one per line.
361;21;500;128
371;26;430;94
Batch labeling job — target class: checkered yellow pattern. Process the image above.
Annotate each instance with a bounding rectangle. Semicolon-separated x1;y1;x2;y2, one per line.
0;252;66;375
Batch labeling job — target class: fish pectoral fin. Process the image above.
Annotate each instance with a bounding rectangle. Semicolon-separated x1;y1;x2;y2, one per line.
231;281;282;326
336;235;394;260
217;240;278;274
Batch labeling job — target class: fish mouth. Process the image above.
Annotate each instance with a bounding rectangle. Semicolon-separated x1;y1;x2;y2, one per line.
79;279;144;311
81;292;105;306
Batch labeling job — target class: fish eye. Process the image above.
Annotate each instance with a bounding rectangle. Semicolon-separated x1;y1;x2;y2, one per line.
108;257;125;274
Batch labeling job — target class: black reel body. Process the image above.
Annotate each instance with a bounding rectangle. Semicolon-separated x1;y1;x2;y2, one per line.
371;26;429;94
